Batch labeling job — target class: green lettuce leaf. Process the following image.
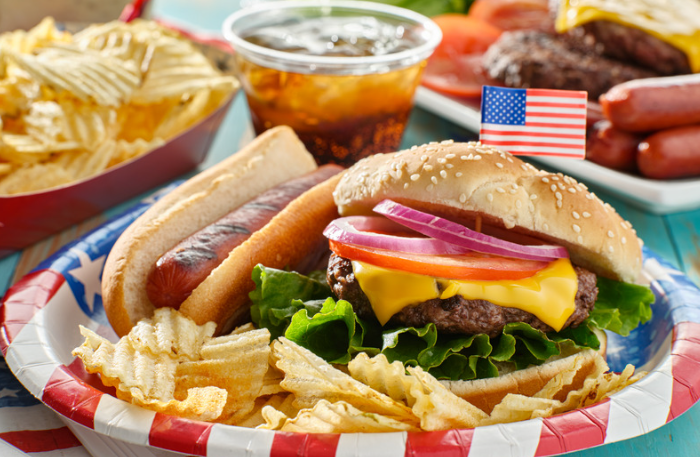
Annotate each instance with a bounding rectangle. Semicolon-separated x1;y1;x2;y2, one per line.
588;277;655;336
249;265;332;340
249;267;654;381
363;0;473;17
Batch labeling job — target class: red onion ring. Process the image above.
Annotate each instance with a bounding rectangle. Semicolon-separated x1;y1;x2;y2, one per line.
373;200;569;261
323;216;473;255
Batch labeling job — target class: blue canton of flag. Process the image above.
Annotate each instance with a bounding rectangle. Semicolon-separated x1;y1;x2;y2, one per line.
479;86;588;159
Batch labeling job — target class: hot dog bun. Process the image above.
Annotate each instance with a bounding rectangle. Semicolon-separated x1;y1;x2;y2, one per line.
103;126;319;337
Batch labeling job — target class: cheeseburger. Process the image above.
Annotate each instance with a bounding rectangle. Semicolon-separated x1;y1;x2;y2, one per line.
250;141;653;412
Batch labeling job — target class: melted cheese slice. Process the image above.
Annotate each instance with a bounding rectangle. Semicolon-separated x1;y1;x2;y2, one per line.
352;258;578;332
555;0;700;72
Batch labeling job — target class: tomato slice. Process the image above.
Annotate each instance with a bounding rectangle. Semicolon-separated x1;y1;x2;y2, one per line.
329;240;549;281
469;0;552;32
422;15;503;98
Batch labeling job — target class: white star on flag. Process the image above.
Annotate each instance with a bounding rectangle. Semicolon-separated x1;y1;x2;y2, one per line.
68;248;106;313
0;388;19;398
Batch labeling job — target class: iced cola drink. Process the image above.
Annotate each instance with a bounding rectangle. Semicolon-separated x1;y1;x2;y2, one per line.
224;2;441;166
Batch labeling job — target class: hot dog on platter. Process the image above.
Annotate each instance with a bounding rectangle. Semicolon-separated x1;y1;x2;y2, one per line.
103;126;343;337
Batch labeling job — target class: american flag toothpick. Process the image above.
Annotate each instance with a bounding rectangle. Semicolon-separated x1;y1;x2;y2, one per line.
479;86;588;159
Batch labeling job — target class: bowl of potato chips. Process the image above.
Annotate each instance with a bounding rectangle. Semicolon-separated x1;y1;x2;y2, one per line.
3;185;700;457
0;17;239;257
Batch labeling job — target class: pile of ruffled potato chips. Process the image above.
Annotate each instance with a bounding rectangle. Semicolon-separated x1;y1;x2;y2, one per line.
0;17;238;195
73;308;644;432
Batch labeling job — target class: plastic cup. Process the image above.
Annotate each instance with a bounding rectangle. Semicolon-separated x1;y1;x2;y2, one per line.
223;1;441;166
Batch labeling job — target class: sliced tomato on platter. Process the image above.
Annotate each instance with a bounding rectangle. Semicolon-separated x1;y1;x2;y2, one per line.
421;15;503;98
329;240;549;281
469;0;552;32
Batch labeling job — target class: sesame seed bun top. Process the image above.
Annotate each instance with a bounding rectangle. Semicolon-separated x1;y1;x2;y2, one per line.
333;141;642;283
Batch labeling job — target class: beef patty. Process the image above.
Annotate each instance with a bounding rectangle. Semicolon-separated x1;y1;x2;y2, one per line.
327;254;598;337
482;31;658;99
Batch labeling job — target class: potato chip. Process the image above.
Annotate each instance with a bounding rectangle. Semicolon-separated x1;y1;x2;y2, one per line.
237;394;290;428
269;400;419;434
127;307;216;360
348;352;416;406
121;385;227;422
0;162;73;194
271;338;418;425
174;329;271;425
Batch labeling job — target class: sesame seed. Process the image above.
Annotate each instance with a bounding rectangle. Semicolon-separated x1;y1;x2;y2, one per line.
424;165;434;171
459;193;467;203
421;155;428;162
578;235;583;243
512;183;519;189
404;183;409;189
426;146;437;152
430;141;439;145
496;162;504;168
521;164;528;171
461;155;469;160
510;189;517;194
555;192;562;200
516;200;522;208
431;176;438;184
441;139;454;145
607;231;615;238
573;224;581;233
551;176;559;181
440;170;447;178
507;157;514;163
544;223;549;230
410;145;418;151
551;185;557;192
530;194;538;200
476;148;488;154
427;184;434;191
573;211;580;219
542;177;550;183
474;155;482;160
557;201;563;208
586;194;594;200
487;193;494;202
558;183;566;190
609;245;614;253
568;188;576;193
437;158;447;164
583;212;591;218
446;163;454;169
456;172;463;177
445;153;456;159
620;221;627;229
410;174;420;181
622;237;627;244
497;187;506;193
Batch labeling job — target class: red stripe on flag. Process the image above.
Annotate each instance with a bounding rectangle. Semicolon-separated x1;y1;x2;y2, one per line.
535;399;610;456
668;322;700;421
0;427;82;453
42;365;102;430
526;102;587;109
526;112;587;120
0;270;65;356
498;151;586;158
479;140;583;149
270;432;340;457
405;429;473;456
480;129;586;140
525;121;587;128
526;88;587;98
149;413;212;456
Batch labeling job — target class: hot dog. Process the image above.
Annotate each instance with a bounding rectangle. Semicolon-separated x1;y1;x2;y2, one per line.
600;74;700;133
102;126;332;337
637;125;700;179
146;164;343;310
586;120;642;172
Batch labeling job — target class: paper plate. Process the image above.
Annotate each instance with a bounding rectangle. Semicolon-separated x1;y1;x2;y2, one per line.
2;188;700;457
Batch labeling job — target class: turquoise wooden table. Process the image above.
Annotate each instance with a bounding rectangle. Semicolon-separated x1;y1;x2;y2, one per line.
1;0;700;455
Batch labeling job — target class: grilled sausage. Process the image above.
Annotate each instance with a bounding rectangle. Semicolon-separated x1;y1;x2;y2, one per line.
600;74;700;133
586;120;642;172
146;164;343;309
637;125;700;179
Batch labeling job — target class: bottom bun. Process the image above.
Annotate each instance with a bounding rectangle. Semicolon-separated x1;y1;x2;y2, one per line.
441;330;607;414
